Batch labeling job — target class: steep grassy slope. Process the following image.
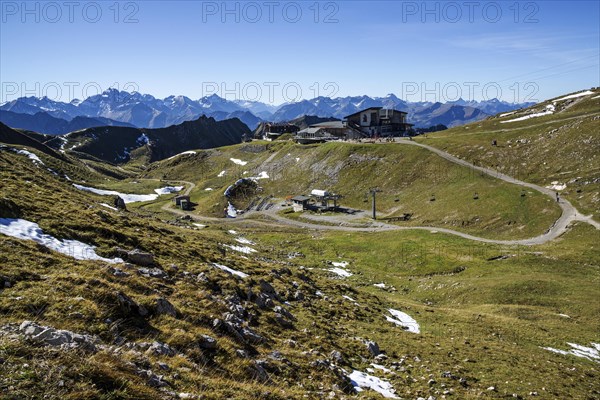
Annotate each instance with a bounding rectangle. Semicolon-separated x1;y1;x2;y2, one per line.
1;143;598;399
416;89;600;220
140;141;560;240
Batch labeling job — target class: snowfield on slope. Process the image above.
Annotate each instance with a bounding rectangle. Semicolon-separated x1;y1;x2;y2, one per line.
73;184;182;203
386;309;420;333
542;342;600;363
327;261;352;277
0;218;123;264
223;244;257;254
230;158;248;166
501;104;554;123
167;150;196;160
347;370;399;399
153;186;184;195
0;146;45;165
212;263;248;279
553;90;595;102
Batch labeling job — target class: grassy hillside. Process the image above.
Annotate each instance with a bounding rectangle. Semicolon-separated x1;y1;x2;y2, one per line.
140;141;560;240
1;142;598;399
415;89;600;220
63;116;251;165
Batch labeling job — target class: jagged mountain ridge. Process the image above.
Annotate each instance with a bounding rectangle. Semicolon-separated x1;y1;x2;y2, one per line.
1;90;534;132
64;115;251;164
0;110;135;136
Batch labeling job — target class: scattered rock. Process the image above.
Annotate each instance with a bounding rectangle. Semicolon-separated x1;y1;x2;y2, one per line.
197;334;217;350
138;368;170;387
273;305;296;321
248;361;269;382
146;341;176;357
330;350;344;364
259;280;277;297
274;312;294;328
19;320;99;352
156;362;170;371
155;297;177;317
108;267;129;277
137;267;168;279
115;248;155;266
115;291;148;317
365;340;380;357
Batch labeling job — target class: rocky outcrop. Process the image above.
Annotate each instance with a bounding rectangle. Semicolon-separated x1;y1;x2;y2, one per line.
115;291;149;317
154;297;177;317
19;320;99;352
115;248;155;267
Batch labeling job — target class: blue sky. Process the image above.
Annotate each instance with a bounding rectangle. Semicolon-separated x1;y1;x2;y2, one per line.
1;0;598;104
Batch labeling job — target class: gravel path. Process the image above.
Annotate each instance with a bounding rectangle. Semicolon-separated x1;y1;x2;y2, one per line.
144;140;599;245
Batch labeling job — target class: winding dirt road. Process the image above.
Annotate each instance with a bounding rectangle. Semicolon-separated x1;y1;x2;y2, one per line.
147;141;599;246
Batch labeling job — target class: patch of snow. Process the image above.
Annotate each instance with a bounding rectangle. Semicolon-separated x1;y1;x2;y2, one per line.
374;283;387;289
327;267;352;278
212;263;248;279
347;370;399;399
332;261;349;268
501;106;554;123
386;309;420;334
17;149;44;165
73;184;158;203
553;90;595;102
315;290;325;297
226;202;238;218
167;151;196;161
248;171;269;181
557;313;571;318
223;244;257;254
542;342;600;363
592;95;600;99
499;111;516;117
0;218;122;264
370;363;392;373
100;203;118;211
218;170;226;177
342;295;357;302
153;186;184;195
230;158;248;166
295;157;300;162
235;237;255;245
546;181;567;191
205;188;214;191
193;223;206;228
1;146;45;166
228;230;238;235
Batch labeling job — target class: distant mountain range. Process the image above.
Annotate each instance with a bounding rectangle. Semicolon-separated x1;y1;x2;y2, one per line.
0;89;535;135
0;110;134;135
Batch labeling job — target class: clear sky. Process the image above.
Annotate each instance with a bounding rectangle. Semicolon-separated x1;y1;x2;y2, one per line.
1;0;598;104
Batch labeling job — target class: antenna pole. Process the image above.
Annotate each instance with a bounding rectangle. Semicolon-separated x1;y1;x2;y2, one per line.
369;188;381;220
